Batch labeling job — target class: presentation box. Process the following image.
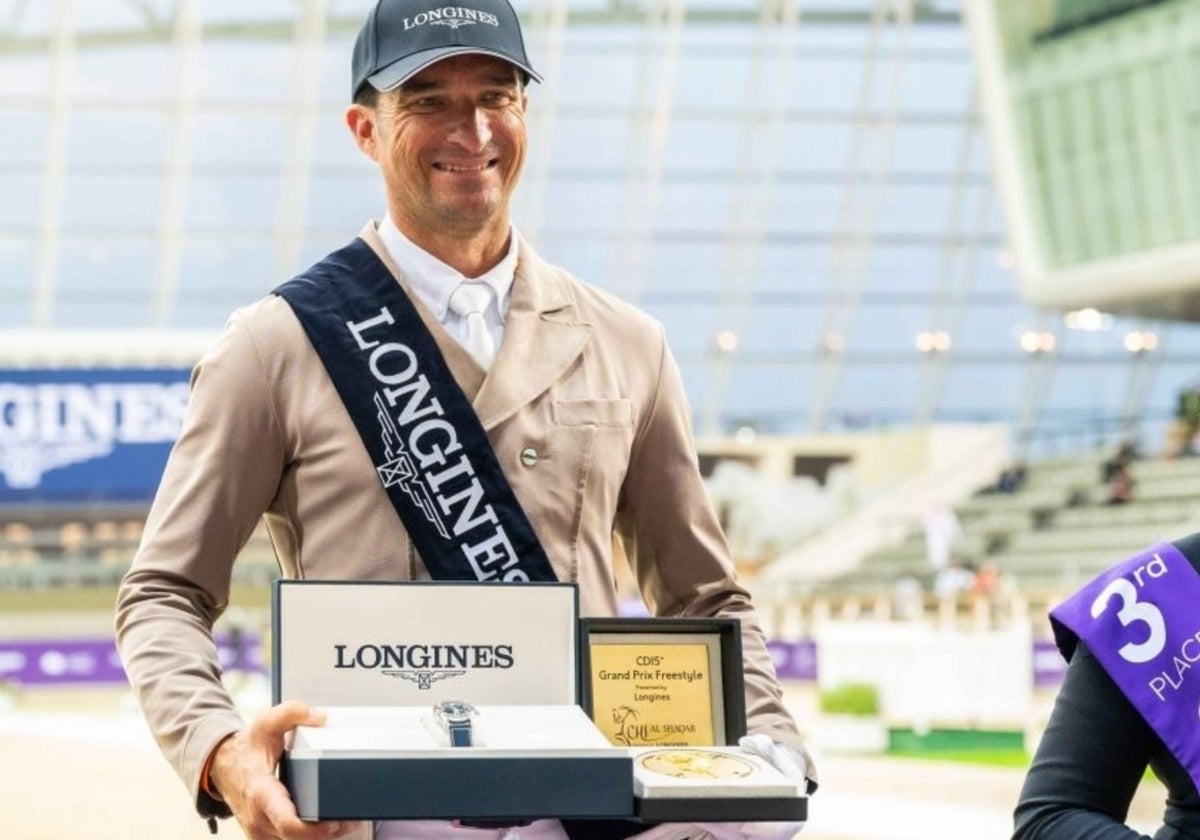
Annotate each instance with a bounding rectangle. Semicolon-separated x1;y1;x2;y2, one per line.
273;582;806;823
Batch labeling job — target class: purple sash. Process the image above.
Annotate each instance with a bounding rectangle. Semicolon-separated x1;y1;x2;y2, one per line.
1051;543;1200;789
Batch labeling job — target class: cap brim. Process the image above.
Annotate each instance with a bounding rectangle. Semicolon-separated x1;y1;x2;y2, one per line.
367;46;543;91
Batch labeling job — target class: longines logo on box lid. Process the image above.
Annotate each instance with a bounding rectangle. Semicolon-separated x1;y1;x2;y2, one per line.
334;641;514;690
276;582;577;707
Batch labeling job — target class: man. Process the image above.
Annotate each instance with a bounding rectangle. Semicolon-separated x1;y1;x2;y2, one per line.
115;1;815;838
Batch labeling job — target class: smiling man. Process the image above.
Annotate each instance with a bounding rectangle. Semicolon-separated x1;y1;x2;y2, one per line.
349;53;530;274
115;2;815;839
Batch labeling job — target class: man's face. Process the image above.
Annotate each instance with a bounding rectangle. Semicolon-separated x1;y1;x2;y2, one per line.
355;54;528;237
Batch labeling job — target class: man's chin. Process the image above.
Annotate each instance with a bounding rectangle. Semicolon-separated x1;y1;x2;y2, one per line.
434;201;507;232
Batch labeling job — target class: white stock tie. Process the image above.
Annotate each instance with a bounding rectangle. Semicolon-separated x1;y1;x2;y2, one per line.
448;282;496;371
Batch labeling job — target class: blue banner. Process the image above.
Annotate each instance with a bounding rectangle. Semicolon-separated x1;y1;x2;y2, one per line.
0;368;190;505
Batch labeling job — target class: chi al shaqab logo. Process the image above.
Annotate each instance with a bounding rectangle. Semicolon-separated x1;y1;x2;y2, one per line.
612;705;669;746
0;382;189;489
334;642;514;689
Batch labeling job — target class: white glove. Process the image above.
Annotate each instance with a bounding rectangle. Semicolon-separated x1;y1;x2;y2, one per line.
693;734;810;840
737;734;809;786
627;735;811;840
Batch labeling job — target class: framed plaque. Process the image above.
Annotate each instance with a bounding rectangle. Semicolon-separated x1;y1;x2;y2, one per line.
578;617;746;748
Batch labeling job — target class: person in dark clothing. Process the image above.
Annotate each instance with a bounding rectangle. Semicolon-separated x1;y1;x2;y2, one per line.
1101;441;1137;505
1174;387;1200;457
1013;643;1200;839
1101;440;1138;483
997;462;1028;494
1014;533;1200;839
1105;461;1135;504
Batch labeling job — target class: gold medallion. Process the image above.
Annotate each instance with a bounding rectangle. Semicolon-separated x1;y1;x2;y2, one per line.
637;749;756;780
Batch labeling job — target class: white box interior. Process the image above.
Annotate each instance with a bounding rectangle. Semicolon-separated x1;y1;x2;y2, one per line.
290;705;615;758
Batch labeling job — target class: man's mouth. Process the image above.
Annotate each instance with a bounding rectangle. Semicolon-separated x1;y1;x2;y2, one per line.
433;160;497;173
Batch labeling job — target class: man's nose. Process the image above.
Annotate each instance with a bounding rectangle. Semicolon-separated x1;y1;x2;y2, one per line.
448;107;491;151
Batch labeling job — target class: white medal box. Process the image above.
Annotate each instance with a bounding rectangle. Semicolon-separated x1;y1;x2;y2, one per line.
630;746;806;822
275;581;631;821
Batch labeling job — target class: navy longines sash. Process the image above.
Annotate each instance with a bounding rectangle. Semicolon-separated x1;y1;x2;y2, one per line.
1051;542;1200;791
274;237;556;584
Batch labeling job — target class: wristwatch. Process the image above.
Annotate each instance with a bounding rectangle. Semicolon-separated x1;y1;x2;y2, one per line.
433;700;477;747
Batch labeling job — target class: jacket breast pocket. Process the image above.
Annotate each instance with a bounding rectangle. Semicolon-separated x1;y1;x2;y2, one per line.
551;398;633;428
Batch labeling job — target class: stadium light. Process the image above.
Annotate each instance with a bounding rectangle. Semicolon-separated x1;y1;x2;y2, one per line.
915;330;952;354
1019;330;1056;355
1123;331;1159;354
1063;308;1112;332
714;330;739;354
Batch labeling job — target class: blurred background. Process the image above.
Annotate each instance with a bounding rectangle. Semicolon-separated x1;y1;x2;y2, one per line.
1;0;1198;836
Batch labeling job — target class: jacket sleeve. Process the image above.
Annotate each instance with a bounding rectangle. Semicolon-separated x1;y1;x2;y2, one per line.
1013;643;1157;839
615;325;816;788
114;311;287;817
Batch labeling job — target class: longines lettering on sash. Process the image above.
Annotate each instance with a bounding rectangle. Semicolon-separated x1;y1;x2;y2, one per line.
346;308;525;583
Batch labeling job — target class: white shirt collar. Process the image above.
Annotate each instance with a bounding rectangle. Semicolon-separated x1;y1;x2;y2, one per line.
376;214;518;322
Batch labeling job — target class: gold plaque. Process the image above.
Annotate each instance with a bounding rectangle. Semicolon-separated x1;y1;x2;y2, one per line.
581;618;745;748
590;641;715;746
638;749;756;780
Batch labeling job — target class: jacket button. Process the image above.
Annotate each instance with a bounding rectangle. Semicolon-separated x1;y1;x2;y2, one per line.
520;447;539;467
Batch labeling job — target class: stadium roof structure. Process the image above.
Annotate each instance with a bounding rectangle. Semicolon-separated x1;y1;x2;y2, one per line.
2;0;1198;455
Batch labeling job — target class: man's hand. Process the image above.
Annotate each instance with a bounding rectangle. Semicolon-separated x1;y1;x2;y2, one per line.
209;700;363;840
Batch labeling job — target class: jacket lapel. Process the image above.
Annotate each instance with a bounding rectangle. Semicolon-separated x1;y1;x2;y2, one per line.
358;222;588;423
474;236;591;430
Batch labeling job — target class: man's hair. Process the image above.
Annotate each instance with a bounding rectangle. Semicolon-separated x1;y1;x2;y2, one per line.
354;85;380;109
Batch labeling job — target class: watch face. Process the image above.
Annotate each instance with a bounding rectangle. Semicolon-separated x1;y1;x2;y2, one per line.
437;701;475;720
638;750;756;780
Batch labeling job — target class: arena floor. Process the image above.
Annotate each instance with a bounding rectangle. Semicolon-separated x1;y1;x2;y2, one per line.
0;689;1167;840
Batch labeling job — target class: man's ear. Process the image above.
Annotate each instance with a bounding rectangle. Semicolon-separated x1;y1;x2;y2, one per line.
345;104;379;160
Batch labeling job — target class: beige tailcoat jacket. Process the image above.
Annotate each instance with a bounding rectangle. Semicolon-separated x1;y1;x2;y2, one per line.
115;222;811;826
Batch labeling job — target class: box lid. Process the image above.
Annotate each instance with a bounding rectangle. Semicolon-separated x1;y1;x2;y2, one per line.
273;581;579;707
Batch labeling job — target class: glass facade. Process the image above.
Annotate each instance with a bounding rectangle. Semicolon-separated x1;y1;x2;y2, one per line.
1;0;1197;455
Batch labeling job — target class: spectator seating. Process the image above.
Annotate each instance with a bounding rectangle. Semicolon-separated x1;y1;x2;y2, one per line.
812;450;1200;601
0;513;280;589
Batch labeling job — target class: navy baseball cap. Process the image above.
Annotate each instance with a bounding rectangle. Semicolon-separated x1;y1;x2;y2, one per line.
351;0;543;100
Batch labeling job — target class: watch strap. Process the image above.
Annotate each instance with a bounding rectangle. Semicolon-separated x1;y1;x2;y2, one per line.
447;719;473;747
